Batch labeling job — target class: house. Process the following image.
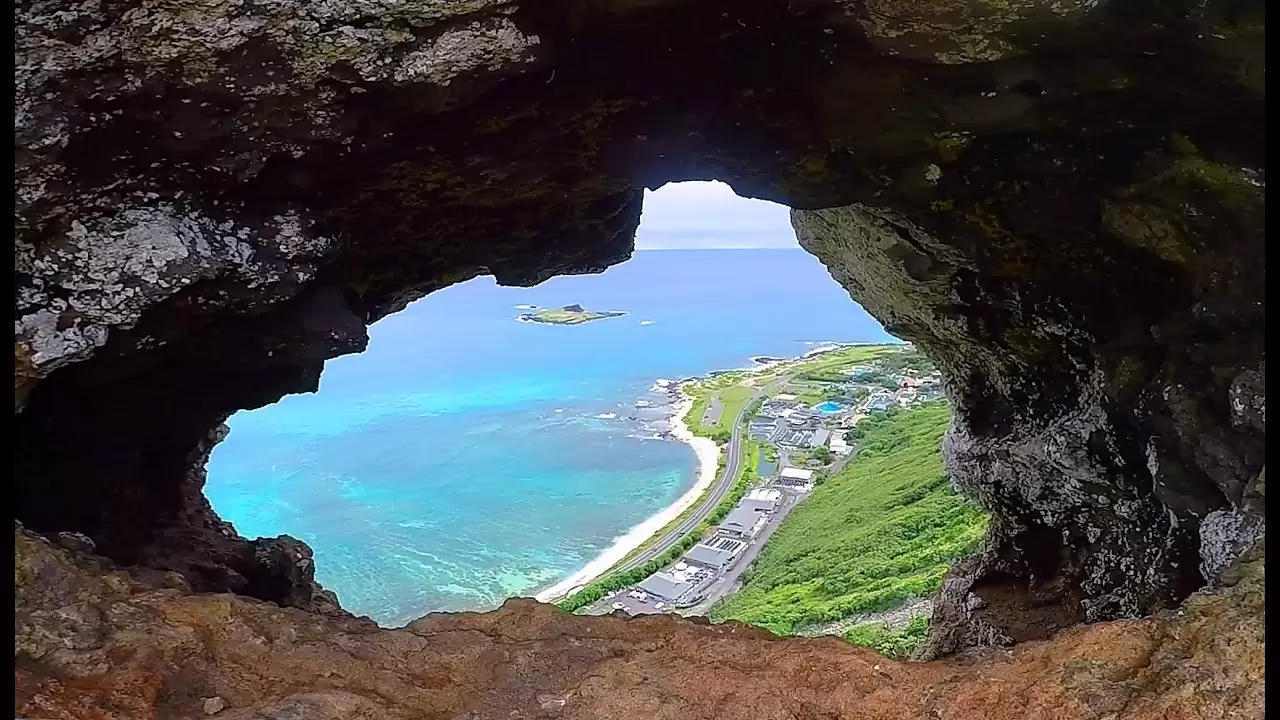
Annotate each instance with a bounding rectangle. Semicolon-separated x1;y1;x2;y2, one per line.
719;506;766;538
682;536;747;570
775;393;798;402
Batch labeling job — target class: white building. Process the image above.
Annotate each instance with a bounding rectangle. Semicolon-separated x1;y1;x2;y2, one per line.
741;487;782;513
829;434;851;456
777;466;816;492
775;393;798;401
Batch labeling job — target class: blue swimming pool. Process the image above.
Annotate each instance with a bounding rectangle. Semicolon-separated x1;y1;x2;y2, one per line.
816;401;844;413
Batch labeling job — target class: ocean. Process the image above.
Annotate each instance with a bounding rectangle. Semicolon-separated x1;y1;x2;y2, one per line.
205;248;896;626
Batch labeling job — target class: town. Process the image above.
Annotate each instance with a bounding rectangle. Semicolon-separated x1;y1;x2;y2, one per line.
584;344;943;617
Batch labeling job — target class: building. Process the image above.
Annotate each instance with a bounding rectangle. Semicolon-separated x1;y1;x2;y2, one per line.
865;391;895;412
719;506;767;538
682;536;747;570
637;571;696;603
775;393;798;402
829;434;851;456
776;428;811;447
808;428;831;448
741;487;782;513
777;466;816;491
756;402;784;419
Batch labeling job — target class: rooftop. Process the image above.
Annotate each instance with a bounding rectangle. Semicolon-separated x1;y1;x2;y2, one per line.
721;506;765;534
638;572;695;601
780;467;815;481
683;538;745;568
745;487;782;504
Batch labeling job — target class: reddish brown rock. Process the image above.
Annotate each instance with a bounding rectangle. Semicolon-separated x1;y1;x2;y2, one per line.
14;526;1264;720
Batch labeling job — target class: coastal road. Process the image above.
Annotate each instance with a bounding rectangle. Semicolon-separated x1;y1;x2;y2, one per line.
608;379;782;577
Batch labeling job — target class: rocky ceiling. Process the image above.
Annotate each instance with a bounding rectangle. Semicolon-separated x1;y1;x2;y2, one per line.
13;0;1265;716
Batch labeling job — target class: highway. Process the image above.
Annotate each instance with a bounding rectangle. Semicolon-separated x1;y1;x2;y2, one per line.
608;379;780;576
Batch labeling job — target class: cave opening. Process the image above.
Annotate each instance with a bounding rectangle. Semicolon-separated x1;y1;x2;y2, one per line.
15;1;1264;694
196;180;916;626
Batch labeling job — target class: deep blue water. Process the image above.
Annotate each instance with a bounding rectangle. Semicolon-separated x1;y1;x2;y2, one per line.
206;248;896;626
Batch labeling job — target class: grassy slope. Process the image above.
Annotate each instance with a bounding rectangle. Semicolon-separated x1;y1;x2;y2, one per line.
709;401;988;636
715;385;755;433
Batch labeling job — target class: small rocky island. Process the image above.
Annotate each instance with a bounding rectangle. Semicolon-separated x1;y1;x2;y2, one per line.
518;304;628;326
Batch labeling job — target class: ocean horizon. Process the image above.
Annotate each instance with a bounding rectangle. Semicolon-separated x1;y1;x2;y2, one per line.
206;248;896;626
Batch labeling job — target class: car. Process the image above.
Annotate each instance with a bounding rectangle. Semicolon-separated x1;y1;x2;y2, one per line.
654;602;665;610
611;602;626;611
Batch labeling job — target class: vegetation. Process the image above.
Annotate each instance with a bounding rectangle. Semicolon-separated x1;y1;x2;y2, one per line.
797;344;898;375
875;346;936;374
795;387;828;405
843;616;931;659
715;385;755;433
519;306;627;325
709;401;988;635
683;375;753;438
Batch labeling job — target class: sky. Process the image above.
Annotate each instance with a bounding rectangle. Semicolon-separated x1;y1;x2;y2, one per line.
634;181;798;250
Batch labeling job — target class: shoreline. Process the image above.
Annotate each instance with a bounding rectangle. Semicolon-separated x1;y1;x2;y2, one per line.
531;340;899;604
533;392;721;603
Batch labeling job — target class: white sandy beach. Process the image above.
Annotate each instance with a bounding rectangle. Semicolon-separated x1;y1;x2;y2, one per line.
533;392;721;603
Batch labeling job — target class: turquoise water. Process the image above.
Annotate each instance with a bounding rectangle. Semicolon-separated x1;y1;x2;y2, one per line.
816;401;844;413
206;249;896;626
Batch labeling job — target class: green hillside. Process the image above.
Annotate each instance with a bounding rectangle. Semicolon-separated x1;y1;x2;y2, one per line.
709;401;988;636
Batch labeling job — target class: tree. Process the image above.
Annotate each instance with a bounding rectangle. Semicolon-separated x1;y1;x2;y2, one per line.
813;446;832;464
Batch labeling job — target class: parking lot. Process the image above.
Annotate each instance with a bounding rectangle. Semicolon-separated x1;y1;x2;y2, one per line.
594;564;716;616
602;588;675;616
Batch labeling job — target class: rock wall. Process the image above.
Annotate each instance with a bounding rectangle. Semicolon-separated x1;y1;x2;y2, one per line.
14;524;1265;719
792;132;1265;652
13;0;1265;691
